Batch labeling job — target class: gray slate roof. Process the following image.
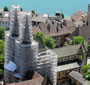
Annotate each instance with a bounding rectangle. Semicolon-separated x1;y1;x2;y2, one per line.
53;44;81;58
69;71;89;85
57;62;82;72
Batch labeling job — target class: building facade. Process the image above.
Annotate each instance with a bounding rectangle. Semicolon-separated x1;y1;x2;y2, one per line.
53;44;87;85
0;10;9;30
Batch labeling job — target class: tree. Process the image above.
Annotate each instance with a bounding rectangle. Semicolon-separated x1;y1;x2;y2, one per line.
63;43;68;47
20;8;23;11
69;36;88;49
44;36;56;49
61;13;65;19
73;36;84;44
31;10;35;14
0;27;5;40
34;32;45;43
0;40;4;78
0;40;4;55
34;32;56;49
4;6;9;11
82;64;90;80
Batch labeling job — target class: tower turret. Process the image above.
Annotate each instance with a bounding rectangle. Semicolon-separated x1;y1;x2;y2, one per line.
21;13;33;44
10;5;20;37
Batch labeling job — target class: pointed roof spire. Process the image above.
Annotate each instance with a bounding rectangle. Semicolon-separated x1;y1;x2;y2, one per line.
10;5;20;37
21;13;33;44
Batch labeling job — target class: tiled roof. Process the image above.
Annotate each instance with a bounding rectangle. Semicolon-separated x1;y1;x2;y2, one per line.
32;14;50;23
10;72;44;85
69;71;89;85
32;20;76;37
32;26;41;35
79;25;90;43
53;44;81;58
10;77;44;85
71;10;87;22
57;62;82;72
9;71;52;85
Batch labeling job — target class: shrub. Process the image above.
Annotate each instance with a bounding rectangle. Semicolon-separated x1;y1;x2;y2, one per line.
0;27;5;40
4;6;9;11
63;43;68;47
61;13;65;19
32;10;35;14
35;32;56;49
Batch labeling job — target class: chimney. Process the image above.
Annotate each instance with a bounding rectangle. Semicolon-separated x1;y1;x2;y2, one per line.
88;38;90;57
60;23;63;28
56;23;59;33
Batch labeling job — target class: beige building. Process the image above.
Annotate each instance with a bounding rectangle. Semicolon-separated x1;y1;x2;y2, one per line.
53;44;87;85
0;10;9;30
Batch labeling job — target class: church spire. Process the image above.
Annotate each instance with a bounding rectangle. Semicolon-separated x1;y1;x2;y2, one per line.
10;5;20;37
21;13;33;44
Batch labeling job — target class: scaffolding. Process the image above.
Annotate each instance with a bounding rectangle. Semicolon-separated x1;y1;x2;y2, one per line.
4;5;58;85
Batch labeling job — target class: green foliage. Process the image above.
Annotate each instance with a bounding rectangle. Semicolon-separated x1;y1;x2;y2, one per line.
82;65;89;73
89;81;90;85
84;41;88;49
70;36;88;49
69;40;73;45
61;13;65;19
0;69;3;76
35;32;56;49
63;43;68;47
84;73;90;80
20;8;23;11
73;36;84;44
0;40;4;78
34;32;45;43
0;40;4;54
82;64;90;80
44;36;56;49
31;10;35;14
4;6;9;11
0;27;5;40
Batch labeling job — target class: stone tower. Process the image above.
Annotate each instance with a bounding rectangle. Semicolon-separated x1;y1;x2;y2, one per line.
4;5;20;82
5;5;20;63
15;13;38;80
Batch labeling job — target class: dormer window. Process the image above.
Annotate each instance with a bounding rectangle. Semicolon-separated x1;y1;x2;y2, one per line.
60;23;63;28
47;24;51;32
